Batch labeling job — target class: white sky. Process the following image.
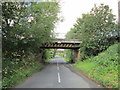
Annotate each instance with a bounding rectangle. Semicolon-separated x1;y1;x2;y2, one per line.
55;0;118;38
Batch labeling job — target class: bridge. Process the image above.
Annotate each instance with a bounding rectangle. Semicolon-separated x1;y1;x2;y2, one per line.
40;39;81;49
40;39;81;63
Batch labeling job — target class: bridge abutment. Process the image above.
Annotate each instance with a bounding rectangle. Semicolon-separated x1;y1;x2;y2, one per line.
70;49;80;63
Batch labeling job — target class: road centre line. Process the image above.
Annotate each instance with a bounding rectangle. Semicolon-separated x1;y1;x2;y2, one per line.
57;60;61;83
58;72;61;83
57;63;59;71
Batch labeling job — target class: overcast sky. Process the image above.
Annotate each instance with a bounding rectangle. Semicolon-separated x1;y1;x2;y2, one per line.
55;0;118;38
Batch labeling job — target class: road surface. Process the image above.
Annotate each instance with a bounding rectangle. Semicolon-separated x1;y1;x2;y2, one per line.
15;56;103;88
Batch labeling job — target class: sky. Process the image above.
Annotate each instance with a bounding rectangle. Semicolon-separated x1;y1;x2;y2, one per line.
55;0;118;38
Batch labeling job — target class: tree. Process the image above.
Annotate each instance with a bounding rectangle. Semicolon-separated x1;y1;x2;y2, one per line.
118;1;120;23
28;2;59;53
2;2;60;58
66;4;118;60
2;2;28;58
2;2;60;87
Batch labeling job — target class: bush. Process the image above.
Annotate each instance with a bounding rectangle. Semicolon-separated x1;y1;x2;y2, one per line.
2;53;43;88
74;43;119;88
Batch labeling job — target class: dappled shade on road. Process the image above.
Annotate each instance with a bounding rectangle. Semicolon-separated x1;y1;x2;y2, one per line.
49;56;67;64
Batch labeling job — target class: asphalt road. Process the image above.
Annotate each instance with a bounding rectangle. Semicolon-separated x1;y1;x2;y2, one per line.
15;56;104;88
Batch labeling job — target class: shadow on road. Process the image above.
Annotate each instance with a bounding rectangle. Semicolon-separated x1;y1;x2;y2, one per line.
45;55;73;64
44;55;76;65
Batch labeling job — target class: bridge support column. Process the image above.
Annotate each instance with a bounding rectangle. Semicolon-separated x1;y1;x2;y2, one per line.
77;50;80;60
71;49;79;63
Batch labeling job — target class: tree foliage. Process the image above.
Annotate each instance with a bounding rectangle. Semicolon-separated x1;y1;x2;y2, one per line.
66;4;118;60
3;2;59;58
2;1;60;88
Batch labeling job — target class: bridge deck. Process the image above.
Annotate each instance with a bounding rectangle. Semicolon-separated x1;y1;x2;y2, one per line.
40;39;81;49
52;39;81;43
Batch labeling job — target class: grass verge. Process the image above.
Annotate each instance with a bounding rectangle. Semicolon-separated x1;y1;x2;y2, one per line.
2;61;43;88
73;43;119;88
0;81;1;89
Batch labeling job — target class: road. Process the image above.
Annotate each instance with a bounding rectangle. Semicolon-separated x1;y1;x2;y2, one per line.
15;56;103;88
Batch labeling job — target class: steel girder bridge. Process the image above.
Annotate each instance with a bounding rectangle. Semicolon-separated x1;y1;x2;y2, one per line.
40;39;81;49
40;39;82;63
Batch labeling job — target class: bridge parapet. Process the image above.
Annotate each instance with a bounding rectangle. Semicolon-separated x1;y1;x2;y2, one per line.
52;39;82;44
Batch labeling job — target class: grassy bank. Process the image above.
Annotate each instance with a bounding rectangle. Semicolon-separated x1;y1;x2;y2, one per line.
2;61;43;88
73;43;119;88
0;81;1;89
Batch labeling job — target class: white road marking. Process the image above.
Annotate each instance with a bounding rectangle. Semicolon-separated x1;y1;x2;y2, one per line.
57;60;61;83
58;72;61;83
57;62;59;71
98;85;101;87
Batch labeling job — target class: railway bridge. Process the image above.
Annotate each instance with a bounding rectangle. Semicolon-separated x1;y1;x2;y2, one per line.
40;39;82;63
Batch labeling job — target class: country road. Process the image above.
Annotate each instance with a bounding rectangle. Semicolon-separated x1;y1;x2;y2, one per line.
15;56;104;88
